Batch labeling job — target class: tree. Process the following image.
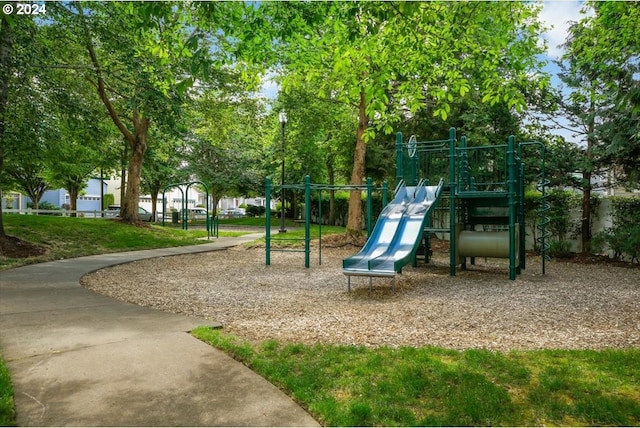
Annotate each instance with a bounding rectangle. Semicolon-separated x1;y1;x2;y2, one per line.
0;12;12;236
47;2;240;223
247;2;548;235
579;2;640;187
186;87;267;212
554;2;640;253
2;46;52;211
553;30;609;253
276;80;355;223
141;138;190;221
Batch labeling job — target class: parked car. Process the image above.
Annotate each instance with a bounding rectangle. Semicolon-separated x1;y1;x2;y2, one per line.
218;208;245;219
106;205;153;222
182;208;208;220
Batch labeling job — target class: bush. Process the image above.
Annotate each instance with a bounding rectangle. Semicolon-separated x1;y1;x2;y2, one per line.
546;190;581;243
548;240;573;258
246;205;266;217
27;201;60;210
594;196;640;263
593;226;640;263
308;189;386;228
103;193;115;210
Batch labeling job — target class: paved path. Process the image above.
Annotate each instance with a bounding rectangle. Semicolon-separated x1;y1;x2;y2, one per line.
0;234;319;427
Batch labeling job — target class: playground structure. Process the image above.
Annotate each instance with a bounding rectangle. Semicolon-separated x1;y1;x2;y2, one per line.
264;176;389;268
264;127;548;288
343;127;549;285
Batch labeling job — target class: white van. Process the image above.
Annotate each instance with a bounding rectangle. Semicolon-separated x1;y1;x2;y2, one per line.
183;208;208;220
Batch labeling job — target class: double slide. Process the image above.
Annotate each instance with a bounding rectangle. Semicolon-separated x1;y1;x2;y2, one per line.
343;179;443;279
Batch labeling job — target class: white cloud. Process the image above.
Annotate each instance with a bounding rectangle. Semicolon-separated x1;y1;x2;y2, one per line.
539;1;592;59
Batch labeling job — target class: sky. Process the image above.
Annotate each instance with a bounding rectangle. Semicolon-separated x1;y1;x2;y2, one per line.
538;0;592;144
539;0;589;61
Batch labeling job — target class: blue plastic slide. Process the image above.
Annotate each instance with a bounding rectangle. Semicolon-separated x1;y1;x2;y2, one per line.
343;179;443;278
342;181;415;274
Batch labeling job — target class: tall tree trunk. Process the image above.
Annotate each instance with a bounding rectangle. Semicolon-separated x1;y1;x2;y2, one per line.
120;140;127;208
149;183;160;222
0;13;14;237
121;111;149;222
82;9;148;224
582;91;596;254
212;194;219;216
68;186;79;218
581;170;592;254
326;151;336;225
346;91;368;235
26;182;47;211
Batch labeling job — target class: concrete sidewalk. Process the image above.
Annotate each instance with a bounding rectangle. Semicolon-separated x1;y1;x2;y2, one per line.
0;234;319;427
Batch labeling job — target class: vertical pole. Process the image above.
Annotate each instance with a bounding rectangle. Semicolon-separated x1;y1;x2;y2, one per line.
304;176;311;268
539;142;548;275
266;177;271;266
459;135;467;271
508;135;517;280
382;180;388;208
279;119;287;233
411;144;417;186
396;132;403;184
318;189;322;265
519;160;526;272
366;177;373;237
183;186;188;230
206;187;210;239
162;190;166;227
449;127;457;277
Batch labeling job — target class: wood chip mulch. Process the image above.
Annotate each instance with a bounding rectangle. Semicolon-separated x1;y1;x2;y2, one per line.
82;244;640;351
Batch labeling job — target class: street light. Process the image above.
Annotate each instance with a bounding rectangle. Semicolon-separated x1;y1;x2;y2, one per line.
279;110;287;233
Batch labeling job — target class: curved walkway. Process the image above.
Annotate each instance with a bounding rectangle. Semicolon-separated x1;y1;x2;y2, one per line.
0;234;319;427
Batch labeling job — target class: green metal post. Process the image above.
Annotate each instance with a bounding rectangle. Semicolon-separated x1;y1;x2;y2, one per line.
366;177;373;237
186;181;210;237
182;186;188;230
449;127;457;277
382;180;388;208
162;191;166;227
539;143;548;274
304;176;311;268
519;160;526;272
460;135;468;192
396;132;403;184
318;189;322;265
411;143;418;186
507;135;517;280
265;177;271;266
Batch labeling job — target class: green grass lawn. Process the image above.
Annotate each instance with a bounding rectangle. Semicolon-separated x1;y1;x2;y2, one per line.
0;358;14;426
0;214;249;271
193;328;640;427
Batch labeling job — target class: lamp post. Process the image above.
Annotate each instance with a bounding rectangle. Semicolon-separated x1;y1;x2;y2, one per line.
279;110;287;233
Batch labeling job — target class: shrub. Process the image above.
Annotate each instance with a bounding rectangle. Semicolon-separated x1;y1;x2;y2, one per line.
546;189;580;246
595;226;640;263
595;197;640;263
246;205;266;217
548;240;573;258
27;201;60;210
103;193;115;210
